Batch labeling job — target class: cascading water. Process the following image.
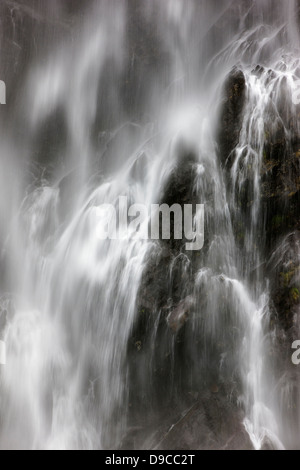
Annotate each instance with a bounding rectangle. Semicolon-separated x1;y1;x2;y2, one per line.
0;0;300;450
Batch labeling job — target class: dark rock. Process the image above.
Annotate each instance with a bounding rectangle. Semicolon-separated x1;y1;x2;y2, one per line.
251;64;265;77
268;232;300;336
218;67;246;167
120;384;253;450
261;148;300;249
134;142;199;317
155;392;253;450
126;143;202;427
167;295;195;333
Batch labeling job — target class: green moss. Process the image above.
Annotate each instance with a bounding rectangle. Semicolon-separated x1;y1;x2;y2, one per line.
290;287;300;302
272;214;284;230
280;269;295;288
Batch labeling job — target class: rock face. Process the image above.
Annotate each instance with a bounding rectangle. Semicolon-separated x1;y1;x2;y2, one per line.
268;233;300;334
217;65;300;435
127;144;199;415
155;394;253;451
121;389;253;450
126;132;253;448
217;65;300;336
259;101;300;338
125;65;299;448
167;296;194;334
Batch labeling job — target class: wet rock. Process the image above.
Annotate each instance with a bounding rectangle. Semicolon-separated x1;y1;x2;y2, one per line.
127;60;300;449
127;144;200;423
121;383;253;450
251;64;265;77
268;232;300;335
167;295;195;333
218;67;246;167
134;142;199;319
267;232;300;446
210;384;219;394
155;392;253;450
262;148;300;249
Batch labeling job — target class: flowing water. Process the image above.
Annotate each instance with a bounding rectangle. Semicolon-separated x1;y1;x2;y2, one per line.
0;0;300;450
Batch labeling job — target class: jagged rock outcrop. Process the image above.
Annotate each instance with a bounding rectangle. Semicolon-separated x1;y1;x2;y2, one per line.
121;389;253;450
218;65;300;334
127;145;199;415
268;232;300;338
218;67;246;168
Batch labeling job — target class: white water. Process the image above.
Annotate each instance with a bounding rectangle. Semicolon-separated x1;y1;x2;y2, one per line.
0;0;299;449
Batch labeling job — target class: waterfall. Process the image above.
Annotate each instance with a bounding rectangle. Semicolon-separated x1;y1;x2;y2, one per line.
0;0;300;450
